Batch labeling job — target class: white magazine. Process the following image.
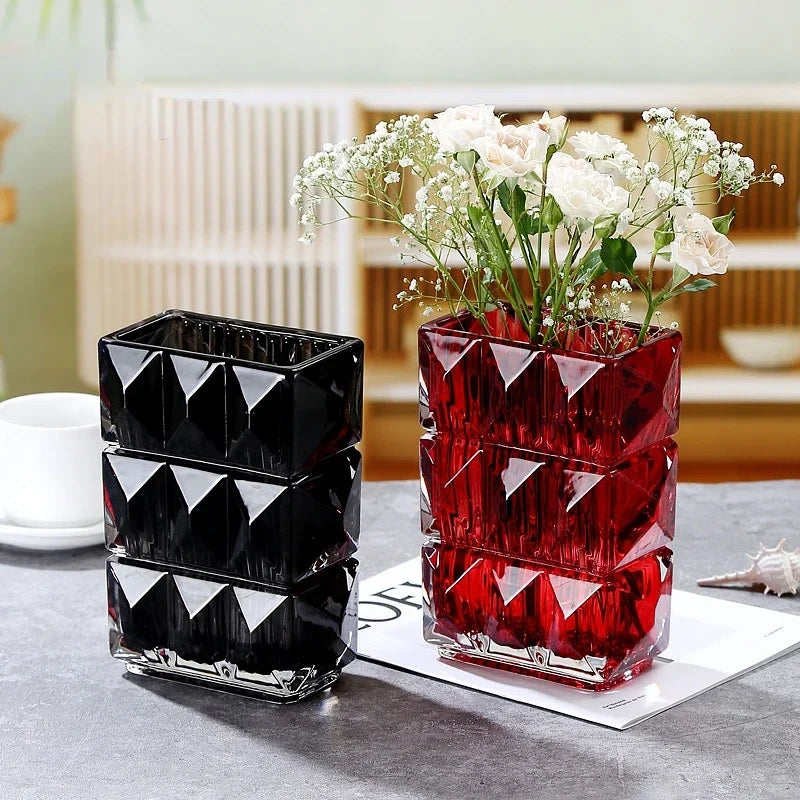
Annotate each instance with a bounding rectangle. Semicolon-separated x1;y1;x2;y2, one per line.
357;558;800;729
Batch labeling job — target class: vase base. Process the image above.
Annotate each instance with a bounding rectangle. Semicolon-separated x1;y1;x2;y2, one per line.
437;642;654;692
121;650;341;703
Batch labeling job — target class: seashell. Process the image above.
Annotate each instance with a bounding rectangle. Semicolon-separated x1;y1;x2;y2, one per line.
697;539;800;597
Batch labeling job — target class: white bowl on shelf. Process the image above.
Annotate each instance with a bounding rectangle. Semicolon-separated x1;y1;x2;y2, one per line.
720;326;800;370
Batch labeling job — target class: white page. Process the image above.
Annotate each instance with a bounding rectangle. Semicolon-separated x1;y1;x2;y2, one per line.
356;559;800;729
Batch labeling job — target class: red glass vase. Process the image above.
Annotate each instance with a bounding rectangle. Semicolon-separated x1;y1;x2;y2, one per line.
419;308;681;690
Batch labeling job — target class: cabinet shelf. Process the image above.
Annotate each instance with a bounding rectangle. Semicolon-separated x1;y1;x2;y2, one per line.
365;362;800;406
362;234;800;271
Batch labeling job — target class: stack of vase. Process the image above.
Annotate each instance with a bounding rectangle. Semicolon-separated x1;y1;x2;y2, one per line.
100;310;363;702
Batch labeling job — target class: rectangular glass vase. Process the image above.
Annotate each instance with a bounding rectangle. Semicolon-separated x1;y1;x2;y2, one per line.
419;308;681;690
101;311;363;702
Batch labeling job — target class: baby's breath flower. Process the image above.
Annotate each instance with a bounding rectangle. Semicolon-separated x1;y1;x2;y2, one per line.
384;171;401;184
298;232;315;245
774;172;785;186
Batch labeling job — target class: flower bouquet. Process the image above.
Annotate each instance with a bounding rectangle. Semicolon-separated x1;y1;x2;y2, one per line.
292;105;782;688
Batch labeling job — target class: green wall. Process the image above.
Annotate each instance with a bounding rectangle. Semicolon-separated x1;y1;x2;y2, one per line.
0;0;798;393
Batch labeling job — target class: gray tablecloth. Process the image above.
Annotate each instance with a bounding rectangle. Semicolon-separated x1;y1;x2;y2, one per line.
1;480;799;800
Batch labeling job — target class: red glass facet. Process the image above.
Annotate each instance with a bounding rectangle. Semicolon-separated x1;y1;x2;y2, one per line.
419;308;681;690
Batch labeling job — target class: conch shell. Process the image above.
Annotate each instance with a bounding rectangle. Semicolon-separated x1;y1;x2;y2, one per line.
697;540;800;597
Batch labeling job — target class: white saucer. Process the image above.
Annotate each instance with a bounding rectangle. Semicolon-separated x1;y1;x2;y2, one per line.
0;515;105;551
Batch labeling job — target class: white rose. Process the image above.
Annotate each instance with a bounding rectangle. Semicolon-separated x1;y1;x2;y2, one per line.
427;104;501;154
473;123;550;181
533;111;568;146
569;131;627;161
545;152;629;222
669;211;734;275
569;131;640;180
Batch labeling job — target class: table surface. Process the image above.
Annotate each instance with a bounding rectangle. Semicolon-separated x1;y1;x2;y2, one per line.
2;480;800;800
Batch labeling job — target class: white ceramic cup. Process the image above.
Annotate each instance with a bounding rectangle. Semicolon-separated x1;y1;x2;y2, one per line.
0;392;102;528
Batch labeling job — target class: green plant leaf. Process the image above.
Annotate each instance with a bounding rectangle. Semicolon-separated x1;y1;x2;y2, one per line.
681;278;717;293
456;151;477;174
600;236;637;277
712;208;736;234
467;204;488;232
670;264;690;288
497;181;513;217
577;250;606;282
511;184;527;218
522;215;541;236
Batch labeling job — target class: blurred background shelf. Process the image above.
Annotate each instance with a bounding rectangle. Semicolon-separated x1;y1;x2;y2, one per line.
363;234;800;270
71;83;800;482
365;363;800;405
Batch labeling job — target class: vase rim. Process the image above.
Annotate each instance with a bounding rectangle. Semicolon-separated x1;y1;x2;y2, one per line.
420;307;681;361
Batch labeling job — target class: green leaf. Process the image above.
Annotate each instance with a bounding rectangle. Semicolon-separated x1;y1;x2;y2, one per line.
456;151;477;174
497;182;513;217
681;278;717;293
671;264;690;288
521;215;541;236
592;214;618;240
577;250;607;282
712;208;736;234
600;237;637;277
467;204;488;232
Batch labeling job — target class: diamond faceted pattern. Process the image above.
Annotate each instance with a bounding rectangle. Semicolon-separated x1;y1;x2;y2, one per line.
107;560;171;657
419;434;483;548
419;307;681;463
99;342;163;450
100;310;364;476
103;452;167;559
102;311;363;701
174;575;226;619
166;462;229;571
232;587;286;632
418;308;680;688
108;557;358;682
422;541;671;689
425;436;677;574
104;447;361;586
226;364;289;473
419;325;482;438
290;345;364;474
164;354;226;461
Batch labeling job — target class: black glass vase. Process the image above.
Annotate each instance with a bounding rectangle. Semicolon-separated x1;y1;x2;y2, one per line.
101;310;363;702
